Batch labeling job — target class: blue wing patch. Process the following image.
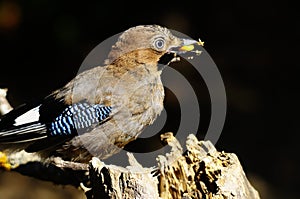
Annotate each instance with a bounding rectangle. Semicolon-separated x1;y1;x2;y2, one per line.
48;102;112;136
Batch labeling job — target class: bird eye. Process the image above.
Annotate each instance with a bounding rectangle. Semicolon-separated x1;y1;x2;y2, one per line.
154;38;165;49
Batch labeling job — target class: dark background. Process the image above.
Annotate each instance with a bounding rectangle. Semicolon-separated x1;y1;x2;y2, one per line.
0;0;299;198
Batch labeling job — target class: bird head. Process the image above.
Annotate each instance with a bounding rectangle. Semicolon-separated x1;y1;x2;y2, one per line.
105;25;202;66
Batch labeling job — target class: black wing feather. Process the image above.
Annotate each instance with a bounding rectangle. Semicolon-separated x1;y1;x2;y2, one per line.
0;94;112;152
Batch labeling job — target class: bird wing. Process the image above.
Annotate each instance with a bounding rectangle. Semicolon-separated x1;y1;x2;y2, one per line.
0;100;47;143
0;94;112;152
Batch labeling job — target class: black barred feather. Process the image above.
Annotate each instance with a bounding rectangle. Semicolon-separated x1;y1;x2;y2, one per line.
48;103;112;136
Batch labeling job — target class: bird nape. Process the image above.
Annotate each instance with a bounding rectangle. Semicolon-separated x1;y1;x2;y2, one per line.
0;25;202;164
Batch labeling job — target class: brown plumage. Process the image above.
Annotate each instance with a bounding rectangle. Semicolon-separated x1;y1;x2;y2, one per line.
0;25;200;163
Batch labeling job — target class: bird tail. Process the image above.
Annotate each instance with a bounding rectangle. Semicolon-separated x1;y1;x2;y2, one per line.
0;123;47;143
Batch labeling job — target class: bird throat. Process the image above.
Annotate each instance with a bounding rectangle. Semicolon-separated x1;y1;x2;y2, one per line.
110;49;163;70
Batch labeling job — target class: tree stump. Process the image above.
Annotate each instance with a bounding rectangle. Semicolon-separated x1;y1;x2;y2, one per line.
86;132;260;199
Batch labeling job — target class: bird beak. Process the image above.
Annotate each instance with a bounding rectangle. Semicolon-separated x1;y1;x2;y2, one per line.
168;38;204;54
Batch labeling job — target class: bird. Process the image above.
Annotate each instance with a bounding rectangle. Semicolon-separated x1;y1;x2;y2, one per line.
0;25;201;164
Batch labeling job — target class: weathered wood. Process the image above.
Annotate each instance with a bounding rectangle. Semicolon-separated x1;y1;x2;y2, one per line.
0;88;13;115
87;154;159;199
87;133;260;199
157;133;260;199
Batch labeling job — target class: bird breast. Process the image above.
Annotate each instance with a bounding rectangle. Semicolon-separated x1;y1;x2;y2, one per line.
64;65;164;159
107;63;165;133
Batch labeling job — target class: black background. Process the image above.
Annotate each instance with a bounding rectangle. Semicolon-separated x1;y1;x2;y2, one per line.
0;0;299;198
